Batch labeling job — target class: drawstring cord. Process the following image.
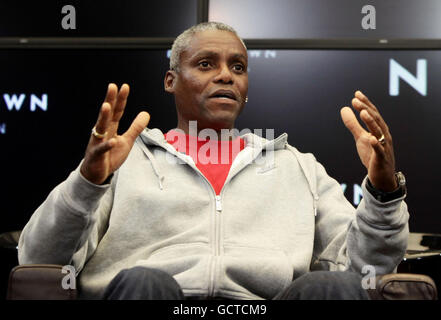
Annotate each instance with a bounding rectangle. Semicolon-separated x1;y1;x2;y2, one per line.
137;138;165;190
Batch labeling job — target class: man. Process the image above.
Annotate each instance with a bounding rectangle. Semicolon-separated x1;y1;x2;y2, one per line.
18;22;409;300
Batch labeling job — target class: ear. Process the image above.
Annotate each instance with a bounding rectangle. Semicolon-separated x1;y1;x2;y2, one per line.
164;70;177;94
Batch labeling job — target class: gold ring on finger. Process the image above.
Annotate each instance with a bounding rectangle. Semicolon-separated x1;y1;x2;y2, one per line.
92;126;107;139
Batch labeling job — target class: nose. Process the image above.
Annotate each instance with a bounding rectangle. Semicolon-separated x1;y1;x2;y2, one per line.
213;63;233;84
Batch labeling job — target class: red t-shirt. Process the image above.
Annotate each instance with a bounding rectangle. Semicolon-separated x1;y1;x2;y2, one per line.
165;130;245;195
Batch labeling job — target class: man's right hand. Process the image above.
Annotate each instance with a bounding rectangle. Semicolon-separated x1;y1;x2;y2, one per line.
80;83;150;185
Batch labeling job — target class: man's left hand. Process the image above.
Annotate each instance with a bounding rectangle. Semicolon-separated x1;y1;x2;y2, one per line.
340;91;398;192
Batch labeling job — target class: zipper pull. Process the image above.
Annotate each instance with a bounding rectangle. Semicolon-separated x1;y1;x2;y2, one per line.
215;195;222;212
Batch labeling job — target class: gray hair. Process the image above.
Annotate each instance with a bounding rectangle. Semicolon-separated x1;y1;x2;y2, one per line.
169;21;247;72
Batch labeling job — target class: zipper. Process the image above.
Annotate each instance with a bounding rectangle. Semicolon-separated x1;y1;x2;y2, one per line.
215;195;222;212
209;193;222;297
208;201;222;297
181;163;223;298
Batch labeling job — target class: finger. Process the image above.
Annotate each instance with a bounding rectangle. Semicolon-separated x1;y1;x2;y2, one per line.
104;83;118;106
360;109;383;139
355;90;378;112
352;97;390;136
85;139;116;165
93;102;111;141
352;94;390;135
351;97;380;118
123;111;150;143
92;138;117;156
369;134;386;160
340;106;366;140
111;83;130;123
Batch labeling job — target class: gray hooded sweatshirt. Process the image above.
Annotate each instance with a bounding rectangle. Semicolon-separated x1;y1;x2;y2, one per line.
18;128;409;299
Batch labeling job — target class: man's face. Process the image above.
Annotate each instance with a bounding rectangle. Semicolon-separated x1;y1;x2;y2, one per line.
165;29;248;132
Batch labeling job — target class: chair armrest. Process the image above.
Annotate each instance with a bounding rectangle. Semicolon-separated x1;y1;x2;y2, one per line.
7;264;77;300
366;273;438;300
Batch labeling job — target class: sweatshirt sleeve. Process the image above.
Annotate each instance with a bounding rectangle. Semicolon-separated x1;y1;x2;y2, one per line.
310;160;409;275
18;162;114;274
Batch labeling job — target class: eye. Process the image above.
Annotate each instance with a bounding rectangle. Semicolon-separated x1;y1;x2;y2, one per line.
233;64;245;72
198;61;211;69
